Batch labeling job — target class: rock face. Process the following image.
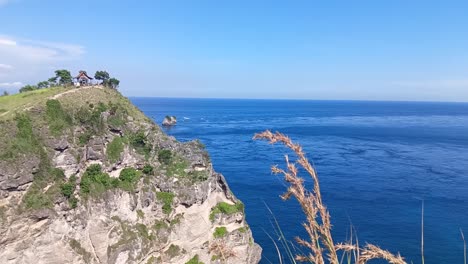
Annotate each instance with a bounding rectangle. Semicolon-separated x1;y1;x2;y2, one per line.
162;116;177;127
0;88;261;264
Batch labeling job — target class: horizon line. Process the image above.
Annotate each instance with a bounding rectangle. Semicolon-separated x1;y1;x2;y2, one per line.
126;95;468;104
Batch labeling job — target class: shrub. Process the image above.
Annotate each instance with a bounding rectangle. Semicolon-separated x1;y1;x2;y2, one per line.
153;220;169;230
158;150;172;165
119;168;138;183
165;244;181;258
142;164;154;175
50;167;66;181
80;164;113;198
107;137;124;162
213;227;228;238
209;201;244;221
60;182;75;198
136;223;153;240
46;99;72;135
129;131;152;157
69;196;78;208
137;209;145;219
3;114;40;159
118;168;140;191
74;104;107;133
156;192;175;214
78;131;92;146
185;255;204;264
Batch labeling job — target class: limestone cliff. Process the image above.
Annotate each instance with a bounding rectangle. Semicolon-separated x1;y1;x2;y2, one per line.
0;87;261;264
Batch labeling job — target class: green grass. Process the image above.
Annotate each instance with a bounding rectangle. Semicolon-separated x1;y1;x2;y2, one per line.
0;86;68;120
1;114;40;159
107;137;124;162
209;201;244;221
156;192;175;214
236;226;249;233
185;255;205;264
23;166;67;210
213;226;228;238
46;99;72;135
166;156;189;177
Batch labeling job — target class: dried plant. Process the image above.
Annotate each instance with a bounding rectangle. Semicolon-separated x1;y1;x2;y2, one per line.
253;130;406;264
209;240;237;261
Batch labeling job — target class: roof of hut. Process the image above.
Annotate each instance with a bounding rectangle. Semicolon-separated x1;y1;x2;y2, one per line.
76;71;93;79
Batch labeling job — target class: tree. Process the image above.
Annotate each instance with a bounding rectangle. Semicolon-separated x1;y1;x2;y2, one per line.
54;69;72;86
2;91;9;96
108;78;120;89
94;71;110;85
19;85;38;93
37;81;49;89
48;77;58;87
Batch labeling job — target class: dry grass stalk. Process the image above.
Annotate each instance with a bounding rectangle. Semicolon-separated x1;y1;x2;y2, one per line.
209;240;236;261
253;130;406;264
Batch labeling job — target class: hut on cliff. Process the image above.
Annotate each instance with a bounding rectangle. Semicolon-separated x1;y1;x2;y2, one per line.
74;71;93;86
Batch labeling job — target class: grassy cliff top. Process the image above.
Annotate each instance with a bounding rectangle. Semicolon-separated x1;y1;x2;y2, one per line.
0;86;148;122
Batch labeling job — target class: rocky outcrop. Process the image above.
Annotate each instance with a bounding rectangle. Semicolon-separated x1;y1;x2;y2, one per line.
0;87;261;264
162;116;177;127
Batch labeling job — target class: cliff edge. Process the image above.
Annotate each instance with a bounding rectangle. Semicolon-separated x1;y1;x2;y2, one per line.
0;86;261;264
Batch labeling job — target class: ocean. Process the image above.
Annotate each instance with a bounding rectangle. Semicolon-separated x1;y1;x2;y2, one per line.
131;98;468;264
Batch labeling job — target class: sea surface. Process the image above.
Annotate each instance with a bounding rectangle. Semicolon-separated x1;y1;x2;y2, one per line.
131;98;468;264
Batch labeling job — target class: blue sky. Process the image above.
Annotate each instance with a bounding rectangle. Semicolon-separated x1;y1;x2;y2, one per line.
1;0;468;101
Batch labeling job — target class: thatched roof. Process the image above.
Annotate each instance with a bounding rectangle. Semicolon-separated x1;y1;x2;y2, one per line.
75;71;93;80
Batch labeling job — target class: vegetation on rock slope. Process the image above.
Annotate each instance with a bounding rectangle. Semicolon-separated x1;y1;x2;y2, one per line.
0;85;260;264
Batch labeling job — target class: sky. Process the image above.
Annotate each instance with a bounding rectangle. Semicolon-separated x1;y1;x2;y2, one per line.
1;0;468;101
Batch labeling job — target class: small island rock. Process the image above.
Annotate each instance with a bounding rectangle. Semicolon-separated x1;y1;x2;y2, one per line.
162;115;177;126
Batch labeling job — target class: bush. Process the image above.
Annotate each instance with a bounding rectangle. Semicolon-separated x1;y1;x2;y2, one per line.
142;164;154;175
156;192;175;214
69;196;78;208
118;168;140;191
119;168;138;183
129;131;152;157
209;201;244;221
213;227;228;238
165;244;181;258
78;131;92;146
158;149;172;165
185;255;204;264
46;99;72;135
80;164;113;197
107;137;124;162
3;114;40;158
61;182;75;198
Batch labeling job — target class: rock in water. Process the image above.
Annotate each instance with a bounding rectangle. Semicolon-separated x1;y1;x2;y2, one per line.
162;115;177;126
0;87;261;264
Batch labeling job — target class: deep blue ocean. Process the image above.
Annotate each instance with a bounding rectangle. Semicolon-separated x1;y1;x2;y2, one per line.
131;98;468;264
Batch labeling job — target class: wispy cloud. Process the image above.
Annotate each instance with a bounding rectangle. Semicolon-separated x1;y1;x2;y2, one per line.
0;35;85;93
0;35;85;62
0;0;15;7
0;81;23;87
0;63;13;70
